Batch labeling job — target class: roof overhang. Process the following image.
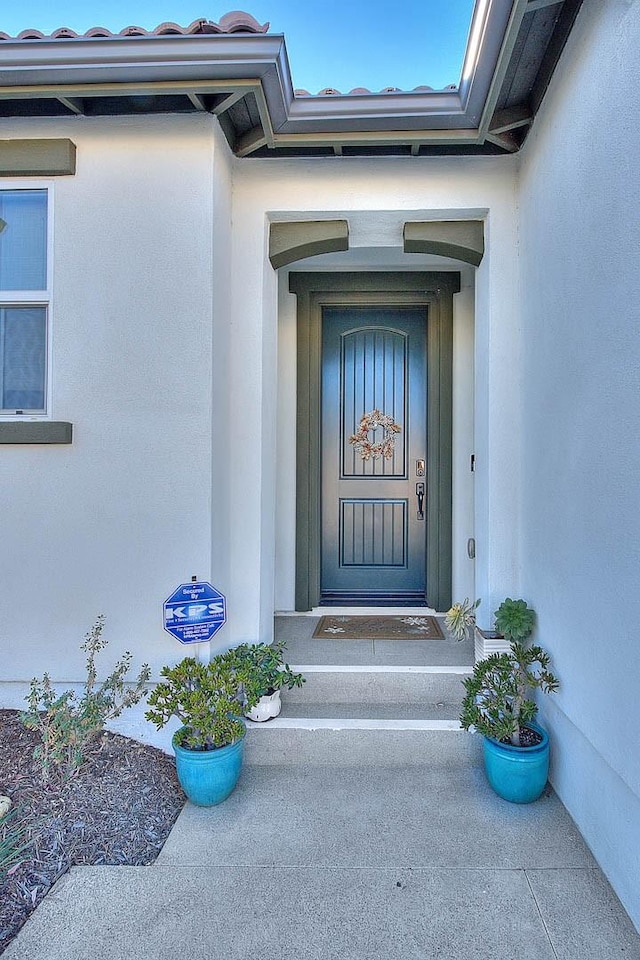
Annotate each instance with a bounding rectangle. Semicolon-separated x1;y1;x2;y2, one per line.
0;0;584;158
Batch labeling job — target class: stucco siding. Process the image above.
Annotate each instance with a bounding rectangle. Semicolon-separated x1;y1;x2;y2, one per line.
230;157;520;621
0;114;216;683
1;127;523;682
518;0;640;928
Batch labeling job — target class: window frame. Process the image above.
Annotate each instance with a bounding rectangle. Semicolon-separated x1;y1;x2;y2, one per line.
0;181;53;419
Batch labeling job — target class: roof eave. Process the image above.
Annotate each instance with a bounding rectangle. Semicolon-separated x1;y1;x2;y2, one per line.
0;13;501;138
0;0;584;158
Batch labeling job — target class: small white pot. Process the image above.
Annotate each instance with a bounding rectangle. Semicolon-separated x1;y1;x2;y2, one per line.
245;689;282;723
474;627;511;663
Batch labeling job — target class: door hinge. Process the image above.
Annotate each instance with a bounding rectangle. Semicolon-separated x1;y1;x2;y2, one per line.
470;454;476;472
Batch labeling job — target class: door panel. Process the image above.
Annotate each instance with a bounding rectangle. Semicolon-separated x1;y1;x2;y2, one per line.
321;306;427;604
340;327;406;478
340;499;407;567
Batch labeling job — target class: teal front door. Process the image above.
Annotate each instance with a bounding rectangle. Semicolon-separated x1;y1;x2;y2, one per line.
320;305;428;605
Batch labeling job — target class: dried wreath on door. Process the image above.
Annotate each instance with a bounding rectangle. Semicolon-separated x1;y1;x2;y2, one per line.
348;409;402;461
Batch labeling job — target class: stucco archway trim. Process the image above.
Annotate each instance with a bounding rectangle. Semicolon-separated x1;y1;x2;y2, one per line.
403;220;484;266
269;219;349;269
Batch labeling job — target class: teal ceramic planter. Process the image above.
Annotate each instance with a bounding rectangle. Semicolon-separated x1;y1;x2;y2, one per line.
172;728;245;806
483;722;550;804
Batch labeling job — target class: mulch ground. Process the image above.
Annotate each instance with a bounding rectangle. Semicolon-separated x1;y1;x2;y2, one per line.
0;709;184;955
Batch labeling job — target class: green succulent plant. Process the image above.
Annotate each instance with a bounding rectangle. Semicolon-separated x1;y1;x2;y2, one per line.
230;640;305;698
445;597;480;642
460;639;559;747
494;598;536;642
145;651;259;751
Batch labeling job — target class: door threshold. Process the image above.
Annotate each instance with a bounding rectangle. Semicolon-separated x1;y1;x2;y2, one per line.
319;593;428;606
276;606;440;617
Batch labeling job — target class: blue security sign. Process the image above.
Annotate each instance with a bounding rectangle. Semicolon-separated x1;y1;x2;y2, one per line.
163;581;227;644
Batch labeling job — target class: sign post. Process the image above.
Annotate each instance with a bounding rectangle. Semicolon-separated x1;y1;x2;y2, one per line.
163;581;227;645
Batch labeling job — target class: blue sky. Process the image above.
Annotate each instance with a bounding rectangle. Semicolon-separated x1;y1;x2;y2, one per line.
0;1;476;93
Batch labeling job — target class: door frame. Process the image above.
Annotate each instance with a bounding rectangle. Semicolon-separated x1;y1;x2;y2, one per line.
289;272;460;611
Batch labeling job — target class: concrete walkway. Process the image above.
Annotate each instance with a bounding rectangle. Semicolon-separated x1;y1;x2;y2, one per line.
6;617;640;958
5;727;640;960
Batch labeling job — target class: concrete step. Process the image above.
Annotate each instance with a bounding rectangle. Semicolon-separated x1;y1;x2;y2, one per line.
279;700;462;721
270;665;469;725
262;622;472;776
244;726;474;765
284;666;470;704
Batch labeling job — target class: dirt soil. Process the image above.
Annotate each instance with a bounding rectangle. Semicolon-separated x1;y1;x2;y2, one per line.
0;709;184;955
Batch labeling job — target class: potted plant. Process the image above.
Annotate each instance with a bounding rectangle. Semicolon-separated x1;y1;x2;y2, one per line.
458;599;559;803
446;596;536;662
232;640;305;722
145;651;259;806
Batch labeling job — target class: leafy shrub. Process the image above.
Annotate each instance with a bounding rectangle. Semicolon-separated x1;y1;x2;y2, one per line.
21;616;150;781
231;640;305;698
145;651;258;751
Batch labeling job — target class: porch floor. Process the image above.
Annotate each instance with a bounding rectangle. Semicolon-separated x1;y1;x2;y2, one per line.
275;611;475;667
4;615;639;959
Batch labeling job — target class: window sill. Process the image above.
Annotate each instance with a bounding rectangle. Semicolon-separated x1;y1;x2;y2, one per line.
0;421;72;444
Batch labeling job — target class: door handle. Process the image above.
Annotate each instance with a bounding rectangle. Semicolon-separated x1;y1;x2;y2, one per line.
416;482;425;520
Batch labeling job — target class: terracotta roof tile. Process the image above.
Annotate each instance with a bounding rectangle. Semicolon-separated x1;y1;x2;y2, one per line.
294;84;457;97
0;12;269;42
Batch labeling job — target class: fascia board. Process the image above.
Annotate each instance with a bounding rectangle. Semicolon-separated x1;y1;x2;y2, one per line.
277;93;467;134
286;91;462;119
273;111;473;135
459;0;520;124
0;34;288;84
0;79;262;99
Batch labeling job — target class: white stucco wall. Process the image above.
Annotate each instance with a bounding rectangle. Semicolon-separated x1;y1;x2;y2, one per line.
1;126;522;741
518;0;640;928
0;114;217;706
230;159;520;629
1;111;523;752
209;119;237;661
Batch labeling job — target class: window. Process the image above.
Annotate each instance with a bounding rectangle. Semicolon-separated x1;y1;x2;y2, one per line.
0;188;49;415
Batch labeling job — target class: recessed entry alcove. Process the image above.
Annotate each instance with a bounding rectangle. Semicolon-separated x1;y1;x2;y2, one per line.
269;212;484;613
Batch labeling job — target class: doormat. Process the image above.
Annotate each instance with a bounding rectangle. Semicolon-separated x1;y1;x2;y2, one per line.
312;615;445;641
